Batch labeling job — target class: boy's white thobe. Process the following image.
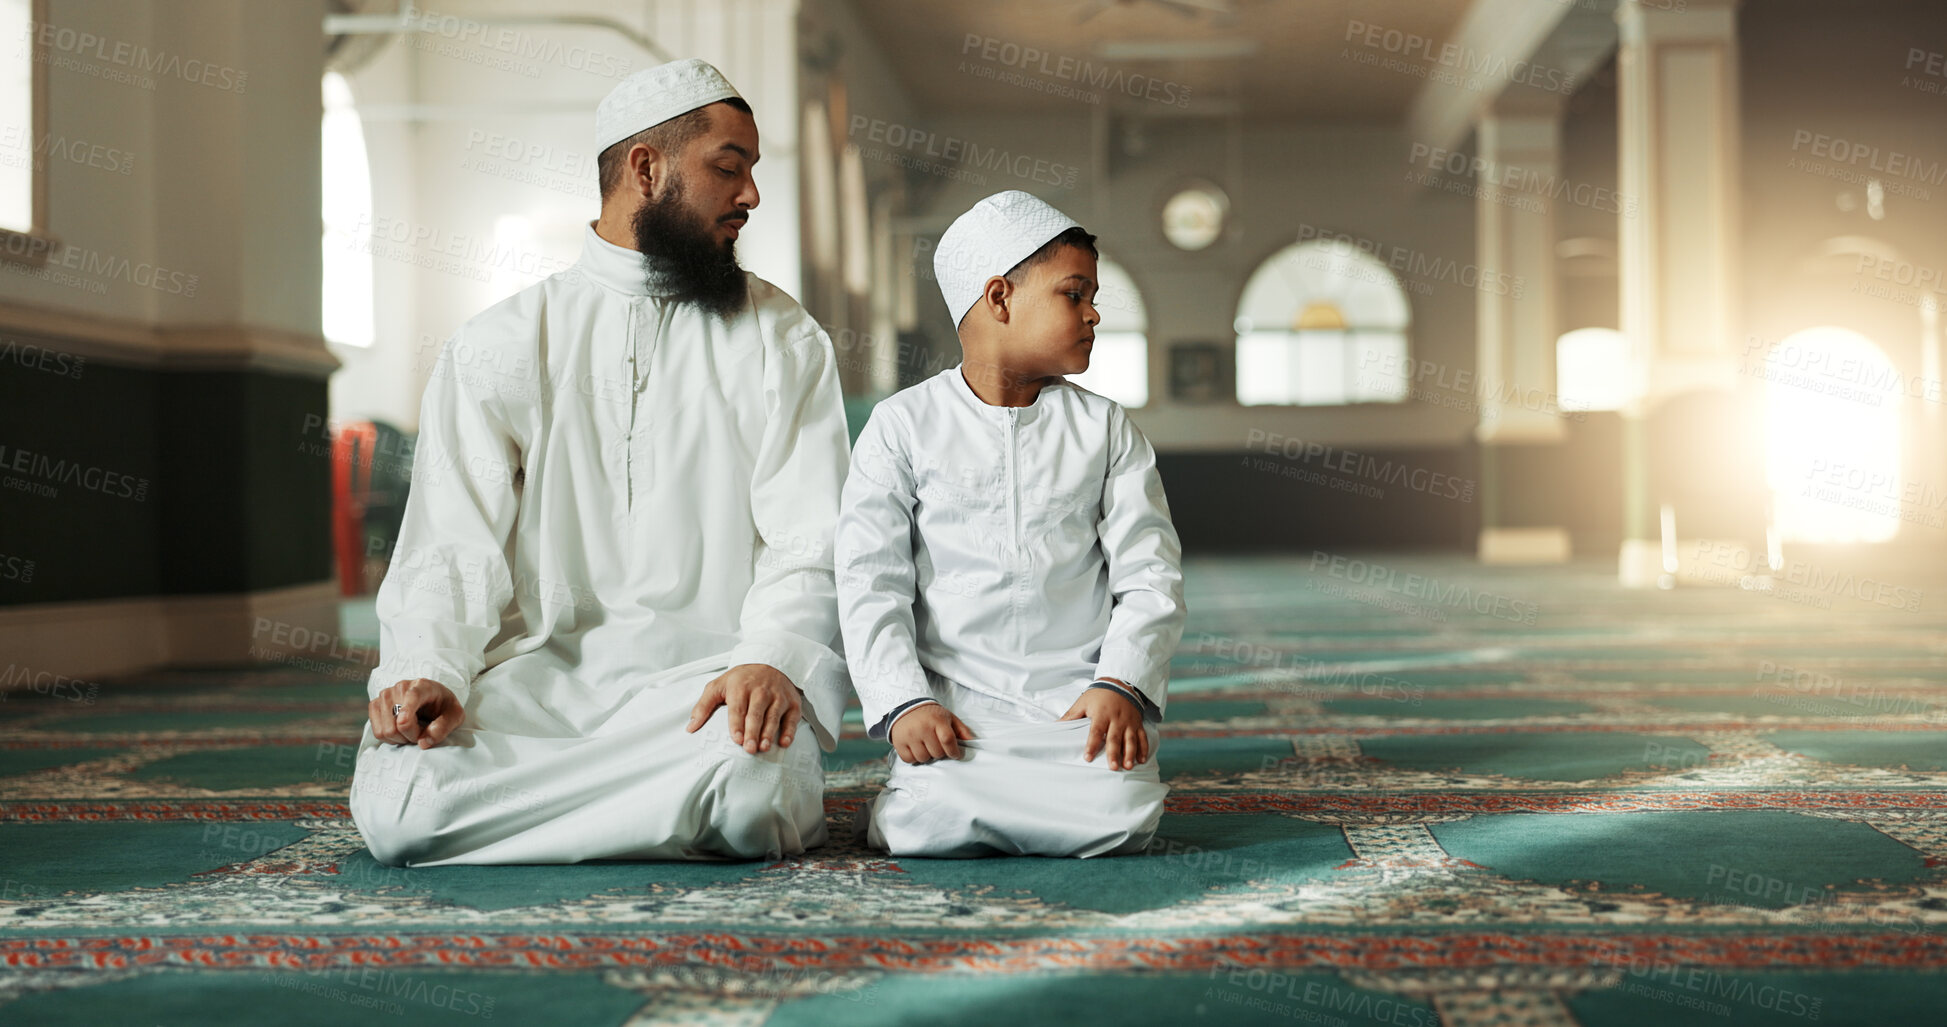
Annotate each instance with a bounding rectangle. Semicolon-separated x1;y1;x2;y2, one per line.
349;221;851;866
835;366;1186;857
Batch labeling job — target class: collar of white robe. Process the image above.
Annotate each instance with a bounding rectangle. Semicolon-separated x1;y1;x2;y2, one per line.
572;220;686;396
574;220;689;299
948;363;1055;426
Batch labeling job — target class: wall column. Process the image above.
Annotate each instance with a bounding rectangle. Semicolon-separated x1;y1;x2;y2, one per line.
1475;99;1570;564
1615;0;1744;586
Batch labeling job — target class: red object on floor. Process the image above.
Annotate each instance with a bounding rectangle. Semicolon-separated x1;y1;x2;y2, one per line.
331;420;379;597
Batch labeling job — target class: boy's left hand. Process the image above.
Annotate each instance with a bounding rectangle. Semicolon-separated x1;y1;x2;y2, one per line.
1059;685;1149;771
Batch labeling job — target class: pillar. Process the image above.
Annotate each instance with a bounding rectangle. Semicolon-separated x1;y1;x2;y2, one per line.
1475;98;1571;565
1614;0;1745;586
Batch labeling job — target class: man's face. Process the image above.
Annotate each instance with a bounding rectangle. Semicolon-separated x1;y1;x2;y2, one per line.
628;103;763;318
658;102;760;244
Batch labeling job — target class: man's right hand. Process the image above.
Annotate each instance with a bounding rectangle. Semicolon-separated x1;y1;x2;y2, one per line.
369;679;464;749
889;703;975;765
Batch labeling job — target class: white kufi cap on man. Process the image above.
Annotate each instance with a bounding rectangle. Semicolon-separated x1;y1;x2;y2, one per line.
933;190;1083;328
594;58;742;154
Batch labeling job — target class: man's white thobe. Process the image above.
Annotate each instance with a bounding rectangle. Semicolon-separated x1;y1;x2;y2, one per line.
835;366;1186;858
349;221;851;867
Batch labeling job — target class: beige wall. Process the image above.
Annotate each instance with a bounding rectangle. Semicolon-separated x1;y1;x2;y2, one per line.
0;0;337;678
2;0;322;351
900;113;1481;452
328;0;806;433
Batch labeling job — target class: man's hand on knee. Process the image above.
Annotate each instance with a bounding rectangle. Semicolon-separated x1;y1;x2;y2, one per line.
890;703;975;765
369;679;464;749
688;664;802;754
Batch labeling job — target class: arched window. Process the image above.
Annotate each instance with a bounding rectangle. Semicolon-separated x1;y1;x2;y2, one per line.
321;71;374;348
1235;239;1411;405
1066;256;1148;408
1763;327;1902;544
1556;327;1631;412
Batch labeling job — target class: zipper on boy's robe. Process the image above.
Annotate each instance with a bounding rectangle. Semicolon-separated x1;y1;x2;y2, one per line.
1004;407;1022;652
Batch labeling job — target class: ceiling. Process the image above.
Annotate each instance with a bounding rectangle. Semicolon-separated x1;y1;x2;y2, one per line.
845;0;1476;121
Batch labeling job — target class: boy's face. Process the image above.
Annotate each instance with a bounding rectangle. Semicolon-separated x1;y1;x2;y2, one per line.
1001;244;1101;381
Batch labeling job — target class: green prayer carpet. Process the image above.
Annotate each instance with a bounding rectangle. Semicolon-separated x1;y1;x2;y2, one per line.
2;554;1943;1025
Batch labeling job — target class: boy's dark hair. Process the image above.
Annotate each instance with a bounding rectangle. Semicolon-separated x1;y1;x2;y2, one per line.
596;96;755;202
1003;226;1099;285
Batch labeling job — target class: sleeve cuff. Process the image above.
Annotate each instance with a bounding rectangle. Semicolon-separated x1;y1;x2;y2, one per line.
869;697;940;741
729;633;848;753
1094;646;1167;719
1085;680;1162;723
729;633;826;691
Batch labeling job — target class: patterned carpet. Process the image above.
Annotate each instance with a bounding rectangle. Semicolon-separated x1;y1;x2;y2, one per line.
3;554;1945;1026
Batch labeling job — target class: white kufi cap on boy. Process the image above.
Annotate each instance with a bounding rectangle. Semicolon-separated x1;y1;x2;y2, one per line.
933;190;1082;328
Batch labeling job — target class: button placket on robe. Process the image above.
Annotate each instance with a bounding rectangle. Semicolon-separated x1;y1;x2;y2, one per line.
631;300;669;511
624;296;642;517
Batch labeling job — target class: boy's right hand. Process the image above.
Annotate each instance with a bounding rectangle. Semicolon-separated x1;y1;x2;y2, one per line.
890;703;975;765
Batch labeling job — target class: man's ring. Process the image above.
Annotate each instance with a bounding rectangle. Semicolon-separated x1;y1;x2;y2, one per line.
393;703;404;716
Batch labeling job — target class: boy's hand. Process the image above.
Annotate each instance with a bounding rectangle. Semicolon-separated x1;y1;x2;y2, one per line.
890;703;975;765
1060;687;1148;771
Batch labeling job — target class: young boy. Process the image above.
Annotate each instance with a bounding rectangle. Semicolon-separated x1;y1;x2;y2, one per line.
835;190;1186;858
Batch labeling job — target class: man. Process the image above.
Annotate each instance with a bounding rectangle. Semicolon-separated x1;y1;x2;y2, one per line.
349;59;852;866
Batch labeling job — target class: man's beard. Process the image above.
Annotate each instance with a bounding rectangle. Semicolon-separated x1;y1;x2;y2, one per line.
629;172;747;320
